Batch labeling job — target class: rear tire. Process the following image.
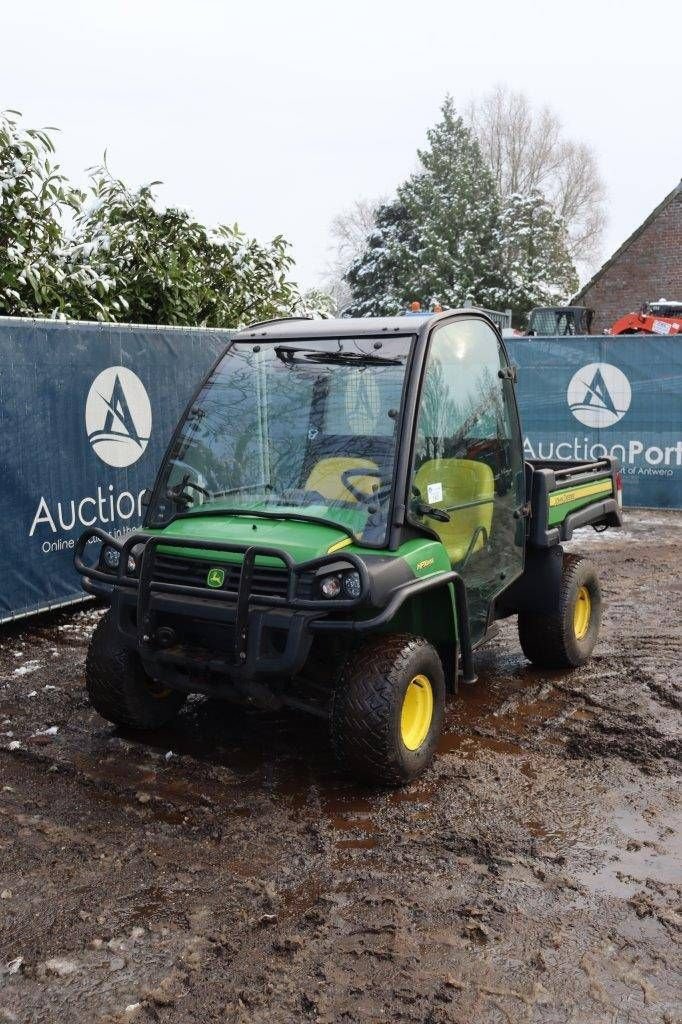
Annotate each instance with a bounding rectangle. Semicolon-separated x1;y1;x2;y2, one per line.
330;634;445;786
518;553;602;669
86;612;186;729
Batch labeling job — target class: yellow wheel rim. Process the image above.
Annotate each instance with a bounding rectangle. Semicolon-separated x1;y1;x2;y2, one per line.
400;674;434;751
573;586;592;640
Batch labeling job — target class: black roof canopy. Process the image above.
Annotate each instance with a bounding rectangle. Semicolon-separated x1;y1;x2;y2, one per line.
233;310;496;343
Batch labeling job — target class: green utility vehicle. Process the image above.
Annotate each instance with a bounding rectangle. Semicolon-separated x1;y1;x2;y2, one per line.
75;311;622;785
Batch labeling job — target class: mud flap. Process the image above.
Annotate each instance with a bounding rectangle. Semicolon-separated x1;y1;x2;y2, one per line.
494;545;564;618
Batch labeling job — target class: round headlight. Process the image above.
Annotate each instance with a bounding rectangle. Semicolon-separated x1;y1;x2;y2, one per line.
342;570;362;599
102;545;120;569
320;575;342;599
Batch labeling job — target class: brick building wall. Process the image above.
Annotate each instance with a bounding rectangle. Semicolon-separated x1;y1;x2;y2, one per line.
574;182;682;334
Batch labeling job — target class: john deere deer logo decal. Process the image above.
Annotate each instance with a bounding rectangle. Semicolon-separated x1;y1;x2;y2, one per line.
206;567;225;588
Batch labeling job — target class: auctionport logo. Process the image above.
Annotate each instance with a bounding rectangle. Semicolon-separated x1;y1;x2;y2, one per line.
85;366;152;467
567;362;632;428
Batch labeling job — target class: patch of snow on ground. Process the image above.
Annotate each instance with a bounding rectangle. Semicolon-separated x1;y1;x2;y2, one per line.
13;661;42;676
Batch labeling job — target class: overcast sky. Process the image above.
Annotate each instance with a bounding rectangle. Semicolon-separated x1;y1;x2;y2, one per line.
2;0;680;290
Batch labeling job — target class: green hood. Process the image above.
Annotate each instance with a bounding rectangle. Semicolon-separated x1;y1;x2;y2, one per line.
148;505;366;566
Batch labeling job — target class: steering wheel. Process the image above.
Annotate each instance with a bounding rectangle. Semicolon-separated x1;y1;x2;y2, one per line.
182;479;210;498
341;467;391;505
167;473;210;505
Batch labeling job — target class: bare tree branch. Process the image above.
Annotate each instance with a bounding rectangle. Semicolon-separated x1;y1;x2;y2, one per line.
323;197;384;312
465;86;607;266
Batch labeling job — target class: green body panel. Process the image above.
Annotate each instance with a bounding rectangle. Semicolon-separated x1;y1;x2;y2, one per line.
397;538;451;576
149;507;364;567
387;583;458;647
349;538;457;646
547;478;613;527
389;539;457;646
149;512;450;573
147;514;458;645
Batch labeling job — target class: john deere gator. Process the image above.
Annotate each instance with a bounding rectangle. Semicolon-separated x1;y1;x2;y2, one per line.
75;311;622;784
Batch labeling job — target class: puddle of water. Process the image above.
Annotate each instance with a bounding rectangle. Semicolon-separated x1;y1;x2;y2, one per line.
571;708;596;722
500;699;563;735
335;837;377;850
322;792;374;820
389;784;436;807
438;733;524;757
130;887;165;924
569;793;682;897
438;669;569;761
576;843;681;897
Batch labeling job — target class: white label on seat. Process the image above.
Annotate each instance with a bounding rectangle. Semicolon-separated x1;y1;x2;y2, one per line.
427;482;443;504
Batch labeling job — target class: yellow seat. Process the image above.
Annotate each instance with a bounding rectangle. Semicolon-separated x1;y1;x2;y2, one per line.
413;458;494;564
305;457;379;504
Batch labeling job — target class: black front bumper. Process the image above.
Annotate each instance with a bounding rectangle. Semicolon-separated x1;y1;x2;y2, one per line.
75;528;371;683
75;529;471;689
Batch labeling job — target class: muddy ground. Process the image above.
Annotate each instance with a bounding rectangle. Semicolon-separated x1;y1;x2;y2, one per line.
0;509;680;1024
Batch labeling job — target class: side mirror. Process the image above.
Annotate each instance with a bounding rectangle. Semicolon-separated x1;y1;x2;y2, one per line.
140;488;153;508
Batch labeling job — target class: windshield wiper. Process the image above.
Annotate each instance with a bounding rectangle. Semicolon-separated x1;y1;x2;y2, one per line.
212;483;273;498
274;346;403;367
155;506;357;542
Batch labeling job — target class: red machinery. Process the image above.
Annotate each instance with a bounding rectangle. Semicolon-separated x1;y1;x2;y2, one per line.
608;300;682;336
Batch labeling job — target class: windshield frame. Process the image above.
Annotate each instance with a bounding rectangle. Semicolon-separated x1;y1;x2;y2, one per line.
144;332;418;549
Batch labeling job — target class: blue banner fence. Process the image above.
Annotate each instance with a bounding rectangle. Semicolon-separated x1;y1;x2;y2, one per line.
1;320;680;622
0;318;230;623
506;335;682;510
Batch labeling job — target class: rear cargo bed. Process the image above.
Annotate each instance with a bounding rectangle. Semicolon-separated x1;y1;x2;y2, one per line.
525;457;622;547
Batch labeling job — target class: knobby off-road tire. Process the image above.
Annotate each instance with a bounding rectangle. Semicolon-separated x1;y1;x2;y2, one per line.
86;612;186;729
331;634;445;787
518;553;602;669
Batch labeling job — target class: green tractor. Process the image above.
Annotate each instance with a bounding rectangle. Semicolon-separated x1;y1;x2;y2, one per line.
75;311;622;785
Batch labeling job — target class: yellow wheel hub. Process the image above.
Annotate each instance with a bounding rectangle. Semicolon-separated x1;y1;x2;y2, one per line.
400;674;434;751
573;586;592;640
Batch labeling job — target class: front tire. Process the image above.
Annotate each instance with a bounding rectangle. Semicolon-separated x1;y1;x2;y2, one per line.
86;612;186;729
330;634;445;786
518;553;602;669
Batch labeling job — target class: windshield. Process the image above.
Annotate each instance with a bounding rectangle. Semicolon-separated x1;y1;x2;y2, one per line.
147;335;414;545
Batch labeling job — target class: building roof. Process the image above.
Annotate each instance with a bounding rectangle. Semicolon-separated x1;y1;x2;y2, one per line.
573;179;682;303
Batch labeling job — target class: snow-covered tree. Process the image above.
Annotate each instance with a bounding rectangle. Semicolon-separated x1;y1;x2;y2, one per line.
324;197;383;313
0;110;92;317
1;112;301;327
66;168;300;326
498;191;578;321
296;287;336;318
346;97;506;316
